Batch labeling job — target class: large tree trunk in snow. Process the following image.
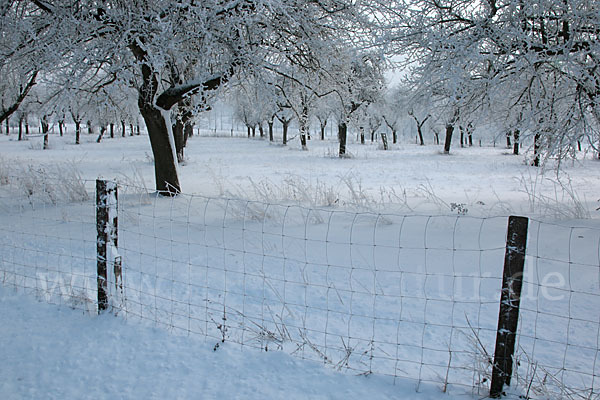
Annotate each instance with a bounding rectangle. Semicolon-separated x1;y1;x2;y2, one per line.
129;39;233;195
139;102;181;194
131;44;181;195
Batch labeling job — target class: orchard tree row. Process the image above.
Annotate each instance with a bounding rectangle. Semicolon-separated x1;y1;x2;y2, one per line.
0;0;598;193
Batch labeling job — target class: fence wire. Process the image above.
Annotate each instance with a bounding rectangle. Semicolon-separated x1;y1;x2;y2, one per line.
0;178;598;398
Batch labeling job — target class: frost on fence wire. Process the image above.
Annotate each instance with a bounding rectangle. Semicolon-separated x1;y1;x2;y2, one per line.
114;187;510;391
0;175;98;312
515;219;600;399
1;177;599;397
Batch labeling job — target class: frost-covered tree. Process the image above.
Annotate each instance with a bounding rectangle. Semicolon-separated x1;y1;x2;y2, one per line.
314;94;335;140
381;88;405;144
327;49;386;157
390;0;600;162
13;0;385;194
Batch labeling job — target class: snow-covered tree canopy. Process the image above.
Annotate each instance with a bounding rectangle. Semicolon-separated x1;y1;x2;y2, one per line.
0;0;387;193
388;0;600;159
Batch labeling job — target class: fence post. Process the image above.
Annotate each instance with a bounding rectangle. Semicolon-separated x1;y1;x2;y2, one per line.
490;216;529;397
96;179;118;314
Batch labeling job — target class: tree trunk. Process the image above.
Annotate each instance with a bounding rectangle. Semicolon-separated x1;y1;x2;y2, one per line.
97;126;105;143
75;120;81;144
18;115;23;141
417;125;425;145
59;120;64;136
0;71;37;126
184;122;193;149
130;124;134;136
87;121;93;135
258;123;264;138
360;127;365;144
532;133;541;167
338;122;347;157
268;121;274;142
139;103;180;194
460;126;465;147
121;120;126;137
513;129;520;155
282;121;288;145
173;119;185;163
392;129;397;144
381;133;389;150
320;122;326;140
110;123;114;138
41;116;49;149
506;131;512;148
25;119;29;136
247;125;251;137
299;103;308;150
444;124;454;154
5;118;9;135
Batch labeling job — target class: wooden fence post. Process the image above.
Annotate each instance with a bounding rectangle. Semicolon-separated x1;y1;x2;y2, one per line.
96;180;118;313
490;216;529;397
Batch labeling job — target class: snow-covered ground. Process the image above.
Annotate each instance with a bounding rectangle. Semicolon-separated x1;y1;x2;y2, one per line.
0;127;599;399
1;126;599;219
2;285;478;400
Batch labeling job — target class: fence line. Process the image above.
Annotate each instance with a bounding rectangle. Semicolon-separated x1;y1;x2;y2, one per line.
0;177;598;398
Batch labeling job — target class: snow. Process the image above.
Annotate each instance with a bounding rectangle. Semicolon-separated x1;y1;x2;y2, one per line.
0;126;599;399
0;285;475;399
2;128;600;219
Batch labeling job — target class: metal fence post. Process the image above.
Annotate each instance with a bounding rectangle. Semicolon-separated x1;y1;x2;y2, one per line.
490;215;529;397
96;179;118;314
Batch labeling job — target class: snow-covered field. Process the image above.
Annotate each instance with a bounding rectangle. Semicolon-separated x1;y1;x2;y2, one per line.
1;126;599;399
1;123;599;218
2;285;467;400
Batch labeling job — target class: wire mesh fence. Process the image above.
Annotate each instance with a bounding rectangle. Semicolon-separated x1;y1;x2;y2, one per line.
0;177;598;398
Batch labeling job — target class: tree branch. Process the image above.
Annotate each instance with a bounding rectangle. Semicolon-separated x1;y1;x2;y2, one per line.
0;71;38;124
